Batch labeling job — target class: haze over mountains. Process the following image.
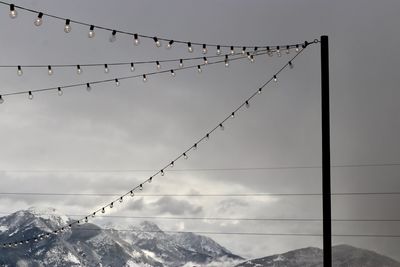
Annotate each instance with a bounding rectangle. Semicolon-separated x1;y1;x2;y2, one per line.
0;208;399;266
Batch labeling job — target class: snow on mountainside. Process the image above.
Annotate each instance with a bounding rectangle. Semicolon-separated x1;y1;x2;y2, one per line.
0;208;242;266
235;245;400;267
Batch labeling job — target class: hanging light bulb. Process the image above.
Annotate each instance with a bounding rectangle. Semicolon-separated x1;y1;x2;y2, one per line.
84;217;88;223
34;12;43;26
64;19;71;33
183;153;188;159
179;59;184;68
203;57;208;64
57;87;63;96
92;212;96;218
130;190;134;197
110;202;114;209
119;196;123;203
9;4;17;19
286;45;290;54
246;52;251;60
156;61;161;70
187;42;193;53
101;207;105;213
258;88;262;94
130;63;135;72
193;143;198;150
88;25;95;38
104;64;109;73
160;170;164;176
47;65;53;75
28;91;33;100
115;78;120;87
17;65;23;76
245;101;250;108
250;55;255;63
231;112;235;118
242;47;246;54
86;83;91;92
289;61;294;69
197;65;202;73
267;47;272;57
170;161;174;167
148;177;152;183
170;69;175;77
230;46;235;55
216;45;221;55
225;55;229;67
276;46;281;57
142;74;147;82
202;44;207;54
167;40;174;49
295;44;299;52
76;65;82;74
206;133;210;140
153;37;161;47
134;34;140;45
219;123;224;131
109;30;117;42
139;184;143;190
254;46;258;54
273;75;278;82
0;95;4;104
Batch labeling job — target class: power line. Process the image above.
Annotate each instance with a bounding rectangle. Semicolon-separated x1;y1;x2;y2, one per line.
0;42;315;248
1;1;309;50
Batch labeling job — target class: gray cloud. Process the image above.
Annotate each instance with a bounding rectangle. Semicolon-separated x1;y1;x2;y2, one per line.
153;197;203;215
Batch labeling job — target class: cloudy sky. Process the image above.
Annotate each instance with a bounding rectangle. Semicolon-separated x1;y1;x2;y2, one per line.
0;0;399;261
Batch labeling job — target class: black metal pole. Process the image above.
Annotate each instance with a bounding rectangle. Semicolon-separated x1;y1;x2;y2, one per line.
321;35;332;266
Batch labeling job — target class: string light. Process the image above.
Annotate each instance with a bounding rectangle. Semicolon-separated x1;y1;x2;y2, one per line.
167;40;174;49
156;61;161;70
160;170;164;176
187;42;193;53
193;143;198;150
148;177;152;183
183;153;188;160
92;212;96;217
139;184;143;190
104;64;109;73
179;59;184;68
295;44;300;52
130;190;134;197
115;78;120;87
134;34;139;45
17;65;22;76
170;161;174;167
110;202;113;208
130;63;135;72
245;100;250;108
101;208;105;213
250;55;255;63
231;112;235;118
242;47;246;54
202;44;207;54
76;65;82;74
119;196;123;203
88;25;95;38
286;45;290;54
216;45;221;55
273;75;278;82
219;123;224;131
258;88;262;94
109;30;117;42
170;69;175;77
153;37;161;47
47;65;53;75
197;65;202;73
9;4;17;18
143;74;147;82
230;46;234;55
276;46;281;57
57;87;63;96
289;61;294;69
64;19;71;33
0;95;4;104
206;133;210;140
225;55;229;67
86;83;91;92
203;57;208;64
28;91;33;100
34;12;43;26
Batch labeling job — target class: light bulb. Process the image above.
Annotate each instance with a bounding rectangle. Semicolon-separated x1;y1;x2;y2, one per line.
167;40;174;49
77;65;82;74
156;61;161;70
242;47;246;54
295;44;299;52
187;42;193;53
250;55;255;63
57;87;63;96
34;12;43;26
139;184;143;190
219;123;224;131
0;95;4;104
273;75;278;82
109;30;117;42
276;46;281;57
110;202;113;208
17;66;23;76
119;197;123;203
231;112;235;118
193;143;197;150
267;47;272;57
28;91;33;100
183;153;188;159
153;37;161;47
47;66;53;75
143;74;147;82
286;45;290;54
130;190;134;197
245;101;250;108
9;4;17;19
170;70;175;77
115;79;120;87
134;34;139;45
104;64;109;73
254;47;258;54
130;63;135;72
289;61;294;69
92;212;96;217
203;57;208;64
206;133;210;140
160;170;164;176
216;45;221;55
64;19;71;33
88;25;95;38
148;177;152;183
170;161;174;167
202;44;207;54
258;88;262;94
230;46;234;55
197;65;202;73
179;59;184;68
101;208;105;213
84;217;88;223
86;83;91;92
225;55;229;67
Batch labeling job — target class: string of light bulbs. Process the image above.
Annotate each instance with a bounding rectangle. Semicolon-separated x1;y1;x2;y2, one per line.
1;1;308;53
0;41;316;248
0;48;275;103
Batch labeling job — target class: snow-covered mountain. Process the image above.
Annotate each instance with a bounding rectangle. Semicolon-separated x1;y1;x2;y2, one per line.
235;245;400;267
0;208;242;266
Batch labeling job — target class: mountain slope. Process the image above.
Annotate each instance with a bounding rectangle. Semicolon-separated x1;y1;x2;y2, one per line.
0;208;241;266
235;245;400;267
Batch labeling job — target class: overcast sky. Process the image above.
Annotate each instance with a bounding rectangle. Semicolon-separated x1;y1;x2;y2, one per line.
0;0;399;261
